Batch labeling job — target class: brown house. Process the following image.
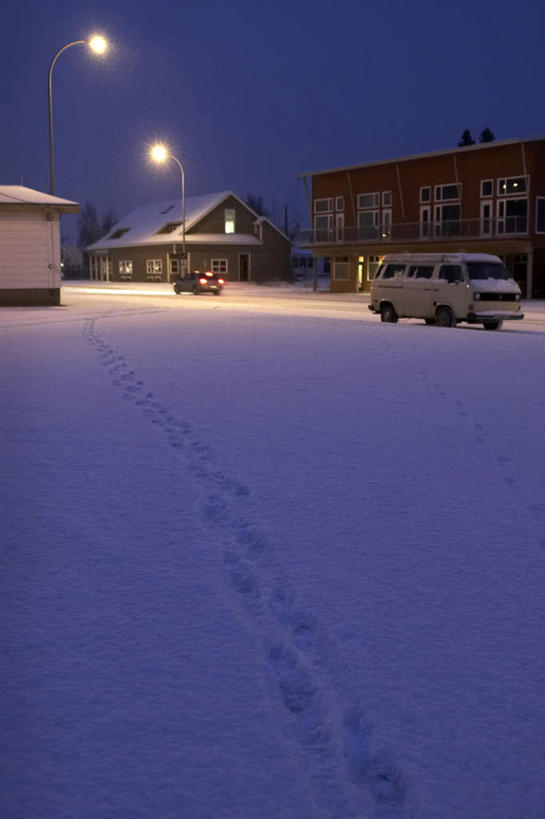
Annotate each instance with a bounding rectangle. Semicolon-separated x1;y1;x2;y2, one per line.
87;191;292;284
298;137;545;297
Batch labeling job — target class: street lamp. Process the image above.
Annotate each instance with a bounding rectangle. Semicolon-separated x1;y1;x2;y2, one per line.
48;35;108;194
150;143;187;276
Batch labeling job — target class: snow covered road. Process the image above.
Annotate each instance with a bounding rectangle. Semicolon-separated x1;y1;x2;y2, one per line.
2;289;545;818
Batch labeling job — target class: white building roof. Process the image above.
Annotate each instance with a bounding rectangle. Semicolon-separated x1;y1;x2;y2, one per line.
88;191;293;251
0;185;79;211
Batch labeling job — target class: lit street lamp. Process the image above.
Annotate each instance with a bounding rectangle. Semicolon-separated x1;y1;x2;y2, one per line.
150;143;187;276
48;35;108;194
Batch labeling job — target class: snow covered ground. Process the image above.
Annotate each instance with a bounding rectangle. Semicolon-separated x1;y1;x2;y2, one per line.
2;286;545;819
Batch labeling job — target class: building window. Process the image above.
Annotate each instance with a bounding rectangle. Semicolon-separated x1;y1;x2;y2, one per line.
224;209;235;233
498;176;528;196
382;191;392;207
146;259;163;278
170;259;180;275
434;204;461;236
420;186;431;203
536;197;545;233
333;257;349;280
335;196;345;211
211;259;228;274
480;201;492;236
480;180;493;198
119;260;133;278
357;192;379;209
314;213;333;241
381;209;392;239
358;210;379;239
420;206;431;238
497;199;528;234
314;198;333;213
434;183;461;201
367;255;381;280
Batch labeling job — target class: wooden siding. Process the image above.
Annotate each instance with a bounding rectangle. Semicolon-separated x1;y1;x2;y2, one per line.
0;211;61;290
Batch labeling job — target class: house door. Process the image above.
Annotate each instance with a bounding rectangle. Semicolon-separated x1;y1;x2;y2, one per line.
239;253;250;282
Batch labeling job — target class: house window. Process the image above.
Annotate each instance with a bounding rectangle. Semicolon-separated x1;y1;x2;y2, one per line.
435;183;461;201
170;259;180;275
314;198;333;213
420;186;431;203
314;213;333;241
333;257;349;280
480;180;493;198
335;196;345;211
211;259;228;274
498;176;528;196
480;201;493;236
108;227;130;240
381;209;392;239
358;210;379;239
156;222;182;235
146;259;163;278
119;260;133;279
536;197;545;233
497;199;528;234
224;209;235;233
357;192;379;209
382;191;392;207
367;255;381;280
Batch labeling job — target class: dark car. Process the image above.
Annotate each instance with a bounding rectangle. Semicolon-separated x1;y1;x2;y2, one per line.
173;271;224;295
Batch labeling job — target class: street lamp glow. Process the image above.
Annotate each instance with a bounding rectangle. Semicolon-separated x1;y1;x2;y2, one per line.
88;35;108;54
150;144;169;163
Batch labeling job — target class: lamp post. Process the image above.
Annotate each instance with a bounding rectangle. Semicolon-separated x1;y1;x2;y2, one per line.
150;144;187;276
48;35;108;194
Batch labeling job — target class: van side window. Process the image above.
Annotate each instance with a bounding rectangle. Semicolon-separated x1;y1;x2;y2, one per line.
439;265;464;283
382;264;406;279
408;265;434;279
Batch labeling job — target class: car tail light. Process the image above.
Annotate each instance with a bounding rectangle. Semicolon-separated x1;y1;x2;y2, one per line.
218;278;224;285
199;278;207;284
205;271;213;277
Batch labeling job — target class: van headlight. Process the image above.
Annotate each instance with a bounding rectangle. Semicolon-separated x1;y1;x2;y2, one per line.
474;293;481;300
514;293;521;301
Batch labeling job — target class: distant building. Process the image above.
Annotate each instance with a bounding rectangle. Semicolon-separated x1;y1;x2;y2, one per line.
0;186;79;305
298;137;545;297
87;191;292;284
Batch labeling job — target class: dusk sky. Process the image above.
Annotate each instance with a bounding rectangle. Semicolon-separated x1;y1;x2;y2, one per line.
2;0;544;236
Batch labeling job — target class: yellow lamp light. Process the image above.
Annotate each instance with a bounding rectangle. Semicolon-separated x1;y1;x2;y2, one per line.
150;144;169;163
89;35;108;54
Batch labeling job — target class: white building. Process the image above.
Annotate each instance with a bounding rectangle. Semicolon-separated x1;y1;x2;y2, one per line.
0;186;79;305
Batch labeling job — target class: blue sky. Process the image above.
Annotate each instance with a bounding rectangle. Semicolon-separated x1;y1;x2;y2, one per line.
1;0;544;232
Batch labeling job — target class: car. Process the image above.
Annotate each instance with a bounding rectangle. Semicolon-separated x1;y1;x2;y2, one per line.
173;271;225;295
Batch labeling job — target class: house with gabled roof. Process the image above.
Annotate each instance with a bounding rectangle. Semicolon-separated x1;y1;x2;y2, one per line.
87;191;292;284
0;185;79;305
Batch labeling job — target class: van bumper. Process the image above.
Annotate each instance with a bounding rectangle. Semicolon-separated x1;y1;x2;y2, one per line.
467;311;524;323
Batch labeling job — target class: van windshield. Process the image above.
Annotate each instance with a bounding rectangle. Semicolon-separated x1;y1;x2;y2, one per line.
466;262;513;281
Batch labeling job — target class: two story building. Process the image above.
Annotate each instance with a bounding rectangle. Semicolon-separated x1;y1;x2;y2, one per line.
87;191;292;284
298;137;545;297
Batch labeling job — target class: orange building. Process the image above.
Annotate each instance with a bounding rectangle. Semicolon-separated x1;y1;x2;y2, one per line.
299;137;545;297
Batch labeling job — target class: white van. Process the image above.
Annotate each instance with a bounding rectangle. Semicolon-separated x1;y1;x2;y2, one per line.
369;253;524;330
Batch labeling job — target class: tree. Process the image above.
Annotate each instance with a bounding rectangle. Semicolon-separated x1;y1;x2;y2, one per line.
101;206;118;237
77;202;101;250
479;127;495;143
244;194;269;217
457;129;475;147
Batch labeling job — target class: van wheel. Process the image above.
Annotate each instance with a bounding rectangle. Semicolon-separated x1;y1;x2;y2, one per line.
424;319;435;325
380;303;398;323
435;306;456;328
483;320;503;330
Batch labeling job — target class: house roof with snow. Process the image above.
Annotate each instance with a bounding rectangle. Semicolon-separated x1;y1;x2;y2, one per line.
0;185;79;212
87;191;292;251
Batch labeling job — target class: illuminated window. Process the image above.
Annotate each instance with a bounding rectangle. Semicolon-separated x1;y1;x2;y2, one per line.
146;259;163;279
224;209;235;233
211;259;228;274
498;176;528;196
119;260;133;279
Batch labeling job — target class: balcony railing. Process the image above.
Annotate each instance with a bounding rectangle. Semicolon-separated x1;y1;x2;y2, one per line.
301;217;529;245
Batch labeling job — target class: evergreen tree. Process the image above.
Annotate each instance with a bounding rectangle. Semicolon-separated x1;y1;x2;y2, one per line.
479;128;495;143
457;129;475;147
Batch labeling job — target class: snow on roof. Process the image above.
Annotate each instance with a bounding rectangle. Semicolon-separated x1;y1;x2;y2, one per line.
88;191;239;250
0;185;79;211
